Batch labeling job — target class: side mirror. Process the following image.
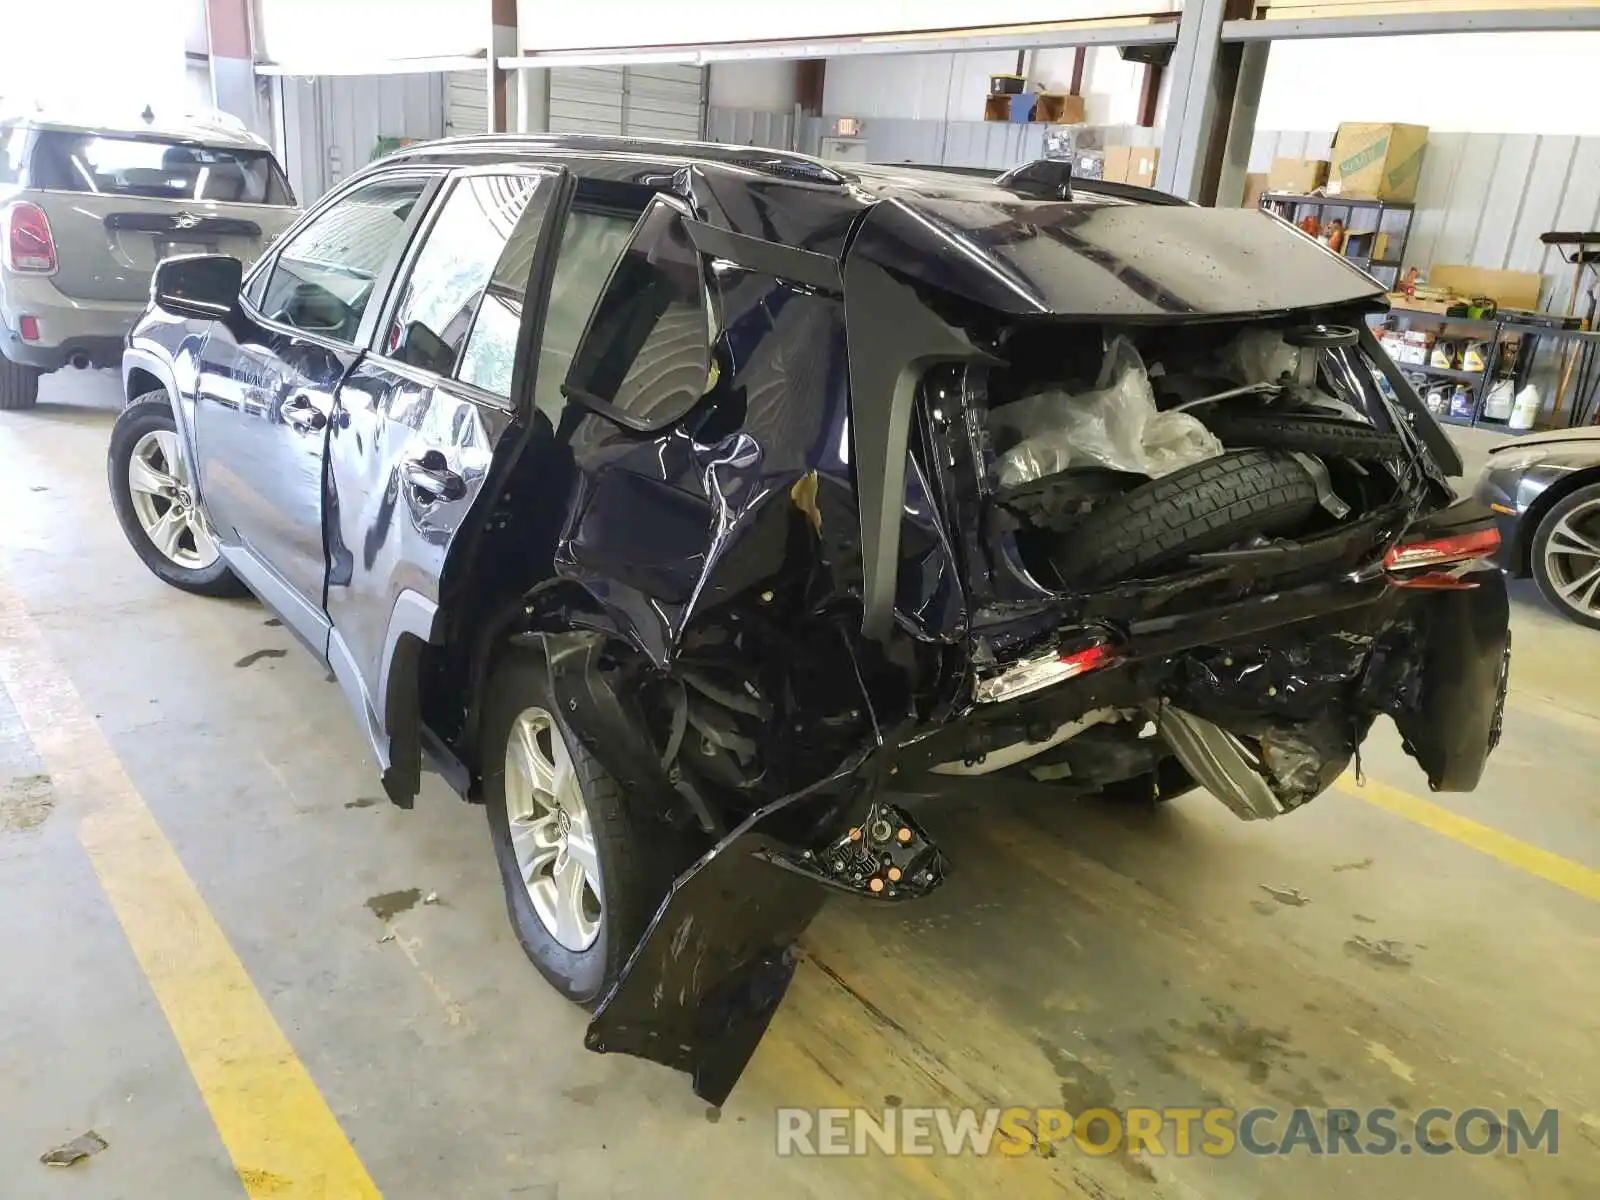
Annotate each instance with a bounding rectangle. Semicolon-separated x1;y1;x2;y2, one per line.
151;254;242;321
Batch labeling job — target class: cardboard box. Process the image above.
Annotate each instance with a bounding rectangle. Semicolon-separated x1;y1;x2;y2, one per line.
1035;93;1086;125
1102;146;1159;187
1242;171;1269;208
1267;157;1330;193
1125;147;1159;189
1329;122;1428;202
1428;265;1543;312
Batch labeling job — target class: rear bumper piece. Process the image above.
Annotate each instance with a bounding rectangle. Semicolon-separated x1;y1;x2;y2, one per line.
583;749;944;1105
1391;567;1510;791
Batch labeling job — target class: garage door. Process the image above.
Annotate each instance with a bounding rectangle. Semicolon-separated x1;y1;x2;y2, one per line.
548;65;705;139
447;71;490;137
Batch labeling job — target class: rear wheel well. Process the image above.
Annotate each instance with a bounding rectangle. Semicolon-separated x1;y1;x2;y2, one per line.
1516;466;1600;574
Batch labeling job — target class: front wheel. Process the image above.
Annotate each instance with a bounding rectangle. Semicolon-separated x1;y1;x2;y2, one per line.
1531;482;1600;629
481;648;685;1007
107;393;246;597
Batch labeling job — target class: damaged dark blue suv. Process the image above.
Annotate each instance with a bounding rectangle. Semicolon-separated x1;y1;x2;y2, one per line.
108;136;1510;1104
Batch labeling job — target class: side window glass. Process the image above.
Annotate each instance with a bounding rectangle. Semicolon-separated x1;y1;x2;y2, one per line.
564;199;715;431
526;208;639;423
258;176;427;342
451;175;561;396
383;173;544;380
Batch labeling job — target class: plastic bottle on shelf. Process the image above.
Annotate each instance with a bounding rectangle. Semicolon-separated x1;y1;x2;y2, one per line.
1509;384;1541;431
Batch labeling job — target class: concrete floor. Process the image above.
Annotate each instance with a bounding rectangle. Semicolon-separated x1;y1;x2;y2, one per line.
1;370;1597;1199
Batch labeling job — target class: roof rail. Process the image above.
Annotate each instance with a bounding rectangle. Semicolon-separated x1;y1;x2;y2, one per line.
396;133;847;185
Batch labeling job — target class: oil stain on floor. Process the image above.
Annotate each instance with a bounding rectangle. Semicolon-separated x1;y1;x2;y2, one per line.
0;772;53;833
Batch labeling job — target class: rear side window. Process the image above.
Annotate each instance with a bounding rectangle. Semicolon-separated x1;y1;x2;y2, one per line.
524;208;639;422
563;197;714;431
382;173;552;386
258;176;428;343
28;131;293;205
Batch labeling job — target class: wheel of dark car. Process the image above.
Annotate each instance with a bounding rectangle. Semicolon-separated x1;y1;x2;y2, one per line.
107;392;247;597
1048;449;1321;586
481;647;682;1007
0;355;41;410
1531;482;1600;630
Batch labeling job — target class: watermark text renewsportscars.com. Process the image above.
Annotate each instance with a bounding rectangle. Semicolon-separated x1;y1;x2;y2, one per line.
775;1106;1560;1158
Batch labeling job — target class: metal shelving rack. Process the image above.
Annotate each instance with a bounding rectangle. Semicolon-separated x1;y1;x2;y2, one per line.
1260;193;1415;290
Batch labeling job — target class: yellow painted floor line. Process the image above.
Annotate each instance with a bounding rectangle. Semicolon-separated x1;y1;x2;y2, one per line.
0;578;380;1199
1338;773;1600;903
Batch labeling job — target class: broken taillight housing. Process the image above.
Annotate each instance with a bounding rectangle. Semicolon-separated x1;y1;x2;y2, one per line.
1383;526;1500;587
974;640;1118;705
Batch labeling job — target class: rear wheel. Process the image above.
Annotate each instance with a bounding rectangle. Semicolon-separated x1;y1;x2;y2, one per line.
1048;449;1320;586
0;355;41;410
107;393;247;597
1531;483;1600;629
481;648;687;1007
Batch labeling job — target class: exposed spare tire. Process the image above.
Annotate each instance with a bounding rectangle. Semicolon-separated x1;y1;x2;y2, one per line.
1048;449;1320;585
1202;411;1406;461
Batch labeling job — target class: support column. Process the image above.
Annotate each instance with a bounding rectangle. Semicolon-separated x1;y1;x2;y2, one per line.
1157;0;1254;204
1213;41;1269;208
517;69;550;133
204;0;263;135
491;0;518;132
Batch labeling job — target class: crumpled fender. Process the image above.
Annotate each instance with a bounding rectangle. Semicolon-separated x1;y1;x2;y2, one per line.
583;748;874;1105
1393;567;1510;791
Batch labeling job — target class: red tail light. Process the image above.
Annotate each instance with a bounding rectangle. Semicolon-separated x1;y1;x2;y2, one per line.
974;638;1119;704
6;202;57;274
1384;526;1500;583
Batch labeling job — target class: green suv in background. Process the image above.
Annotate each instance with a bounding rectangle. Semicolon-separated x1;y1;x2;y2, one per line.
0;108;298;408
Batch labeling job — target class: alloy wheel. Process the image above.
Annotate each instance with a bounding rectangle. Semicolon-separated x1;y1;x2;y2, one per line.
126;430;220;570
503;706;603;952
1543;499;1600;618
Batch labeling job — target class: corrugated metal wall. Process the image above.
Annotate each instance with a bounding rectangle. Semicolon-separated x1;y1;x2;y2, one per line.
276;73;446;203
549;66;706;139
705;108;796;151
1250;129;1600;319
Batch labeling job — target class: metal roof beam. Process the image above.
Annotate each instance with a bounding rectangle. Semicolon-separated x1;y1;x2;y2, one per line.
1224;7;1600;40
497;21;1177;70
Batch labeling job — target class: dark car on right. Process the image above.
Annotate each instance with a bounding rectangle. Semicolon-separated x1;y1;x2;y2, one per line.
1476;428;1600;628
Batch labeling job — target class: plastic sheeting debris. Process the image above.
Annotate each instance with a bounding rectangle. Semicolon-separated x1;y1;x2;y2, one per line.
1220;327;1299;386
991;337;1223;487
40;1131;107;1167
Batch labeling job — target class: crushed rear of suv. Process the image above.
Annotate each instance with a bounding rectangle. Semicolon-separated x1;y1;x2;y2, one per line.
107;140;1509;1106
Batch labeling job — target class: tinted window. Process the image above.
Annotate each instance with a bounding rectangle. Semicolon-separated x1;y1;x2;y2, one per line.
258;176;427;343
383;174;544;382
29;132;293;204
510;208;637;421
564;198;713;430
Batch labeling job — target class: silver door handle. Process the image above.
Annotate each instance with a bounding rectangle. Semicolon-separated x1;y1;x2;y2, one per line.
282;393;327;433
402;450;466;502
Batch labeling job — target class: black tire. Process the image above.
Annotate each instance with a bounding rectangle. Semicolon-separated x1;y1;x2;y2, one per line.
1202;411;1406;460
1530;482;1600;631
1049;449;1320;585
481;648;685;1008
0;354;41;410
107;393;248;597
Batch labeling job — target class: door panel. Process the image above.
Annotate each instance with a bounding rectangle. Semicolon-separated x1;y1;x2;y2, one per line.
192;173;436;644
324;167;571;784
